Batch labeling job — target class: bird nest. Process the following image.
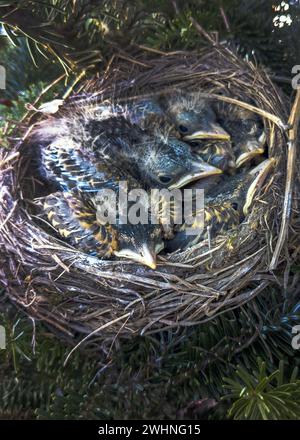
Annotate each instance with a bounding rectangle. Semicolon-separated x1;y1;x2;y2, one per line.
1;46;299;352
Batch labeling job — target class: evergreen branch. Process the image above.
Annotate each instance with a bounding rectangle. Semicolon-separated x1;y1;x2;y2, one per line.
223;359;300;420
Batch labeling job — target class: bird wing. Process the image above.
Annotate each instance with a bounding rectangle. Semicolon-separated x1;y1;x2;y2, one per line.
42;191;118;257
43;143;114;192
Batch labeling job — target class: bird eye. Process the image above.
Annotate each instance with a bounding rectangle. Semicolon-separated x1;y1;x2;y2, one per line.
159;175;172;184
178;124;188;133
231;202;239;210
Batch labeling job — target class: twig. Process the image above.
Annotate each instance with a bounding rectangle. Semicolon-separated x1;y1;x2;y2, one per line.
20;73;66;123
201;93;287;129
63;313;132;366
116;52;151;68
270;74;293;85
171;0;180;14
134;43;184;57
103;54;116;79
190;17;217;46
220;6;231;33
63;70;86;99
270;89;300;269
0;201;18;231
0;152;19;168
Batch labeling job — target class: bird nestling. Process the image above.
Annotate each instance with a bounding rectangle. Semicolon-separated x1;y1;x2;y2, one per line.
165;158;275;252
34;107;222;191
187;139;236;174
157;91;230;141
42;190;164;269
42;191;117;257
85;115;222;189
126;94;235;173
213;100;266;168
37;140;165;269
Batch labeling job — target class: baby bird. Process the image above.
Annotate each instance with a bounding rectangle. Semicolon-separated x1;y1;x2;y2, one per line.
42;191;164;268
165;158;275;252
127;93;235;174
33;97;223;191
158;91;230;141
159;92;238;174
165;187;240;253
213;101;266;168
84;116;222;189
187;139;236;173
40;143;164;269
35;111;222;191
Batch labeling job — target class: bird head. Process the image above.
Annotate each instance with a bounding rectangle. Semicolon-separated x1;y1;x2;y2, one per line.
235;132;266;168
143;137;223;189
159;93;230;141
189;140;236;173
229;114;265;168
214;104;266;168
114;223;164;269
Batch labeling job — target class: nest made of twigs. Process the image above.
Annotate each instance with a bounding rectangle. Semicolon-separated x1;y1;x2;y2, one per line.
1;45;299;353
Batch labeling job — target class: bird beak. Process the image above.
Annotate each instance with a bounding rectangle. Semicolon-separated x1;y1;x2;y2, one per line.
138;244;157;269
155;241;165;254
169;161;223;190
236;147;265;168
243;158;276;215
183;122;230;141
115;244;157;269
236;134;267;168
